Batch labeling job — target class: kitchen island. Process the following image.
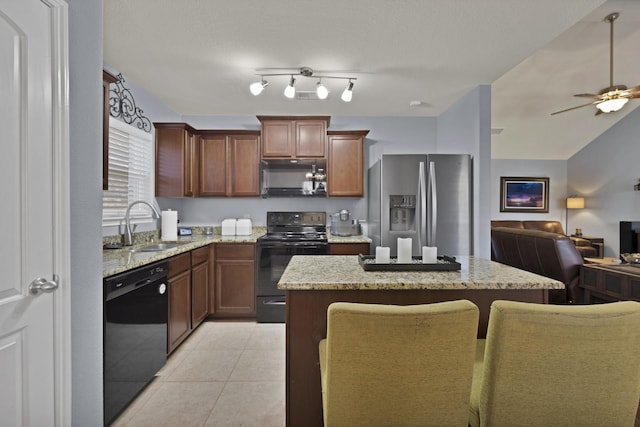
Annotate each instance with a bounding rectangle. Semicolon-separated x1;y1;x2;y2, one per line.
278;255;564;427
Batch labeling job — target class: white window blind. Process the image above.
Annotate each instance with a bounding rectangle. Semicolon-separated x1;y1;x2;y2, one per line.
102;117;155;226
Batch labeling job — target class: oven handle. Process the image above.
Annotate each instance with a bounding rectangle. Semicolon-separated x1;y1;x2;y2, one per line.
262;299;286;306
257;242;328;250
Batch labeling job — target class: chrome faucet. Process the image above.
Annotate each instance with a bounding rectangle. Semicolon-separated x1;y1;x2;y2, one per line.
123;200;161;246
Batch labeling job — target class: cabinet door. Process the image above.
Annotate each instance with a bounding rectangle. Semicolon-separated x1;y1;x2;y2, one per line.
327;134;364;197
199;135;227;196
184;131;198;197
261;120;292;158
295;120;326;158
191;260;209;328
230;135;260;196
168;269;191;354
155;124;197;197
214;244;255;318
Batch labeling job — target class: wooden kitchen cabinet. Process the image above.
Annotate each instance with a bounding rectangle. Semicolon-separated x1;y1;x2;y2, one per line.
191;130;261;197
327;130;369;197
213;243;255;318
155;123;199;197
166;245;213;354
258;116;329;159
167;252;192;354
328;242;370;255
190;246;210;329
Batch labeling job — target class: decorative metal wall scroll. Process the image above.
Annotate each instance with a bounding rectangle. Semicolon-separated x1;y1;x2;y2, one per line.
108;73;152;133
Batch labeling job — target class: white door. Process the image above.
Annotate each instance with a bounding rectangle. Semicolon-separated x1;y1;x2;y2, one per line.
0;0;70;426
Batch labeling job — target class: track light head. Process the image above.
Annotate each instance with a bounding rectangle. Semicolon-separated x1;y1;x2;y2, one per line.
284;76;296;98
249;78;269;96
316;80;329;99
341;80;354;102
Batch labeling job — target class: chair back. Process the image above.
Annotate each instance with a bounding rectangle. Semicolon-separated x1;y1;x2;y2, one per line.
472;300;640;427
320;300;479;427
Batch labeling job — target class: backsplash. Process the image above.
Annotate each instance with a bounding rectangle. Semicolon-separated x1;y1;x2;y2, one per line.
102;226;267;247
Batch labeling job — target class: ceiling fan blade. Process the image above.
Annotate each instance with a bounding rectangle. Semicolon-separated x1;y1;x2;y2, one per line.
573;93;602;99
629;93;640;99
551;101;600;116
622;85;640;95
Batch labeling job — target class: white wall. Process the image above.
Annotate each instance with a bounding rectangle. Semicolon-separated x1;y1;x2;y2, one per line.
68;0;104;424
437;85;492;258
568;105;640;257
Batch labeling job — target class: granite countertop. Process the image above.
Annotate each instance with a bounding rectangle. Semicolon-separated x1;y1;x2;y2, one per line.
277;255;565;291
326;232;371;244
103;229;265;277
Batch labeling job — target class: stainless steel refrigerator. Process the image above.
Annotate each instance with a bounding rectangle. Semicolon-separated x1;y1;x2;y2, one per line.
368;154;473;257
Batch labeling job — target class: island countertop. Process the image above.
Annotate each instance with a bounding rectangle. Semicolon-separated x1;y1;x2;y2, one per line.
278;255;564;291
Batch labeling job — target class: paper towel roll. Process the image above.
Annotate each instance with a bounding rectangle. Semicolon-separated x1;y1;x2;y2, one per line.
161;210;178;241
397;238;412;264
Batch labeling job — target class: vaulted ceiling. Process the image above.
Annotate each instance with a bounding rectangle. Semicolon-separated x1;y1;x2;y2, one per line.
104;0;640;160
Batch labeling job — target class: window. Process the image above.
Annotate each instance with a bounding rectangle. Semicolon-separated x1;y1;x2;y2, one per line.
102;117;154;226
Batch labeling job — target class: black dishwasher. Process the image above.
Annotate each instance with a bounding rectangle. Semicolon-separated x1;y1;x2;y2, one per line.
103;260;168;426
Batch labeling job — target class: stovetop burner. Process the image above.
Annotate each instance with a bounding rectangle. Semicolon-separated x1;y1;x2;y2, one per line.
259;211;327;242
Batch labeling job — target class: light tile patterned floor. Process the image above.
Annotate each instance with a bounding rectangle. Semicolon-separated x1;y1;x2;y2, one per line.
112;321;286;427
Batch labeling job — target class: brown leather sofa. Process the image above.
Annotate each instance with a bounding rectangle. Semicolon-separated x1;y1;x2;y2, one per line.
491;220;597;258
490;227;584;304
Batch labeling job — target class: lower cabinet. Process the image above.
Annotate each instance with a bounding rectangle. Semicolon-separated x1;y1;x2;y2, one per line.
167;252;192;354
328;242;371;255
167;245;212;354
213;243;255;318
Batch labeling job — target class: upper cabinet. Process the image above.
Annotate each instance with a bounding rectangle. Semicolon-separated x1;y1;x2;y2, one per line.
198;131;261;197
327;130;369;197
258;116;329;159
154;123;199;197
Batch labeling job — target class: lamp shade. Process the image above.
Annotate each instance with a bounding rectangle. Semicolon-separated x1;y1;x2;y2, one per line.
566;197;585;209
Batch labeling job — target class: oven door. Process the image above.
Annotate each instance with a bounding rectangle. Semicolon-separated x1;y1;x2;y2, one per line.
255;241;327;322
255;241;328;297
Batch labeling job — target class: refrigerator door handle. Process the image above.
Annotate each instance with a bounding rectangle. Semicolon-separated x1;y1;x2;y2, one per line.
419;161;427;248
428;161;437;245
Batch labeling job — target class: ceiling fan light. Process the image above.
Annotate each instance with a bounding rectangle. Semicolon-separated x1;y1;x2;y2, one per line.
316;81;329;99
249;79;268;96
596;97;628;113
341;80;354;102
284;76;296;99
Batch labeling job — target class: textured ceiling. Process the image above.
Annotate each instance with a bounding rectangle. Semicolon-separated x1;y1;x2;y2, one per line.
104;0;640;160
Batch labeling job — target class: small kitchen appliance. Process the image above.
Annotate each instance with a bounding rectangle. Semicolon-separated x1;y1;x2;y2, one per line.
330;209;361;236
255;211;328;322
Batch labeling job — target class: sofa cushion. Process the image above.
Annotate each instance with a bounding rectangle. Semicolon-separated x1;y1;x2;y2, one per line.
522;220;565;234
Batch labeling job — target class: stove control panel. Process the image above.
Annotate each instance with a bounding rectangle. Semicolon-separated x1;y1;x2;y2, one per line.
266;211;326;227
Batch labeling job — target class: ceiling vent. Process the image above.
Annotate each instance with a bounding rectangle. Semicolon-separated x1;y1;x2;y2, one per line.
295;90;326;101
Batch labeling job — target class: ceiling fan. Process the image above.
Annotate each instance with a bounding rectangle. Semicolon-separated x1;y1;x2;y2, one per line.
551;12;640;116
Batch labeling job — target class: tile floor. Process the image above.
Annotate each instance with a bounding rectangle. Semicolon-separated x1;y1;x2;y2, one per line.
112;321;286;427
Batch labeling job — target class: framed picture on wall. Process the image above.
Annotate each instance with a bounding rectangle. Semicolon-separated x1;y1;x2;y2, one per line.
500;177;549;213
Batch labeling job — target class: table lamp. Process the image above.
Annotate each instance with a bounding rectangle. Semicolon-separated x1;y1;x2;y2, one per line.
566;196;585;236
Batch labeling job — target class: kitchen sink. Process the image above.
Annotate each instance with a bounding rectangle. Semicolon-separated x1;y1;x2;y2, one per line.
128;242;189;252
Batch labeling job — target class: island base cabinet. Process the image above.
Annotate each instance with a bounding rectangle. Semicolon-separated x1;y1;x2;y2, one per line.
213;244;255;318
284;288;548;427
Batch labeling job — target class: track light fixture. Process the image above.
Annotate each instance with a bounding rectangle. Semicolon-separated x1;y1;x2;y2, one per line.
249;77;269;96
249;66;357;101
341;80;354;102
284;76;296;98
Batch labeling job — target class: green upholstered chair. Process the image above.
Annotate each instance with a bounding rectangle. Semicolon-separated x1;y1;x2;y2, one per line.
318;300;479;427
469;300;640;427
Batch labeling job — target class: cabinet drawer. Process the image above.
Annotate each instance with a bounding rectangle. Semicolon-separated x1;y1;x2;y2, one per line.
216;243;254;260
168;252;191;277
191;245;210;266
